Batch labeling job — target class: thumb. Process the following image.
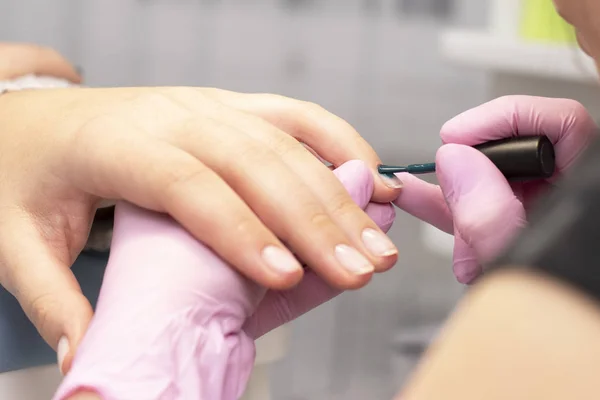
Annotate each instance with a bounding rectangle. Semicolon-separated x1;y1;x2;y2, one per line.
0;213;93;375
436;144;526;282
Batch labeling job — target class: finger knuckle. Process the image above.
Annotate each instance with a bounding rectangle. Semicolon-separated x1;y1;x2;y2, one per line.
298;100;327;117
27;293;57;335
232;141;279;171
328;195;361;219
164;167;212;198
563;99;589;119
230;214;262;240
560;99;594;133
256;92;289;103
307;210;335;231
268;131;304;158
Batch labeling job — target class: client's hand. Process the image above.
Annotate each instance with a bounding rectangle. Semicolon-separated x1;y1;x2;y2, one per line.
0;42;81;81
394;96;598;283
0;85;399;363
53;160;395;400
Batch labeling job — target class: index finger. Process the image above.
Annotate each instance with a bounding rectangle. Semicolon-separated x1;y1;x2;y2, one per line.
441;96;598;172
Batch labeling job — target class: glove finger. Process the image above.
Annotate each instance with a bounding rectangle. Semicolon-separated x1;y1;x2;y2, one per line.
244;201;395;338
441;95;598;173
452;229;482;285
364;202;395;233
436;144;526;265
244;269;337;339
392;173;454;234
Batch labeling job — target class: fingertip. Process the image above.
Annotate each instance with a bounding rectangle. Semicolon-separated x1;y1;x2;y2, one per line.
332;159;402;204
374;253;398;273
26;289;94;375
260;267;305;291
257;244;307;290
454;261;482;285
372;170;403;204
69;71;83;84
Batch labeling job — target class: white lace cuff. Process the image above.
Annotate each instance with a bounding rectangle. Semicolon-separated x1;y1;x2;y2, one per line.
0;74;76;95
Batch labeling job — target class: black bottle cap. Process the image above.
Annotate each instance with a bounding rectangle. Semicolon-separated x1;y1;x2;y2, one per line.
474;135;555;181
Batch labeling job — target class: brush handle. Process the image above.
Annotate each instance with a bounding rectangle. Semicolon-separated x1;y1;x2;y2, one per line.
474;135;555;181
378;135;555;181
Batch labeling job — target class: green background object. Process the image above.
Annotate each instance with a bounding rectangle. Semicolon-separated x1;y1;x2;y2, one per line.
520;0;577;44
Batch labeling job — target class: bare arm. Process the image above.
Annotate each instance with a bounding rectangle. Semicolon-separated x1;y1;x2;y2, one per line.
400;269;600;400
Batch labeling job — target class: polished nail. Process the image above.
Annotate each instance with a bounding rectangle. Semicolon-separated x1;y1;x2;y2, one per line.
362;228;398;257
57;336;70;376
335;244;374;275
262;245;302;274
380;173;403;189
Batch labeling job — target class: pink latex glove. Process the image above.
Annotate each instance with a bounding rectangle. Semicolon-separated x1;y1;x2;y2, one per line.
53;160;395;400
394;96;598;284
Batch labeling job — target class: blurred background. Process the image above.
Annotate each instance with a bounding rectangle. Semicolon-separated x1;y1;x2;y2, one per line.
1;0;600;399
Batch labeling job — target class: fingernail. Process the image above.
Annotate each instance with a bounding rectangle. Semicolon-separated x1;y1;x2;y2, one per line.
361;228;398;257
262;245;302;274
57;336;70;376
380;173;403;189
334;244;374;275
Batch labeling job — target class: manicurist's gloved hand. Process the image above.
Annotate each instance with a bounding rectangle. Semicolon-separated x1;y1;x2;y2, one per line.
394;95;598;283
53;161;395;400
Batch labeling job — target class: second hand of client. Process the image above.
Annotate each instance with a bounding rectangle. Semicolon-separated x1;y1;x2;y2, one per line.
378;136;556;182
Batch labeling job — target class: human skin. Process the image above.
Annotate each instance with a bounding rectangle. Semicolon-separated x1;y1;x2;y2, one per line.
399;270;600;400
392;2;600;398
0;59;401;373
553;0;600;68
56;161;395;400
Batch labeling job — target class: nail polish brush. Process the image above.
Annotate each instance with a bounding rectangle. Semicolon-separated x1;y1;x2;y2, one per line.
378;135;555;181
